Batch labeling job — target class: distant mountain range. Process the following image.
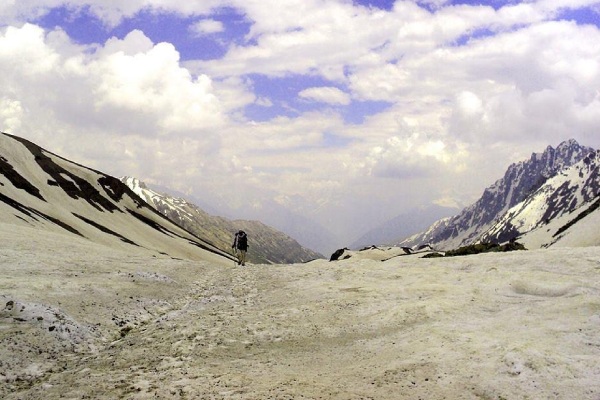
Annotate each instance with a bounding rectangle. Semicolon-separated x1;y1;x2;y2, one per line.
4;131;599;260
0;132;233;264
121;177;323;264
350;204;458;249
0;132;320;264
399;139;600;250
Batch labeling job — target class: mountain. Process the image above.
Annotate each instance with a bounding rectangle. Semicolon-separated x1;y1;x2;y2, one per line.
0;132;234;264
480;149;600;248
121;177;324;264
230;199;339;257
154;184;340;256
350;204;458;249
150;182;223;217
400;139;595;250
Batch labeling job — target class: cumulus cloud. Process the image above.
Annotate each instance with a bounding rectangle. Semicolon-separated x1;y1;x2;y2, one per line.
364;135;458;180
190;0;395;80
0;24;60;75
0;25;249;138
0;98;23;133
0;21;258;189
99;29;154;54
298;86;351;105
190;0;585;80
349;18;600;151
92;32;225;133
1;0;600;244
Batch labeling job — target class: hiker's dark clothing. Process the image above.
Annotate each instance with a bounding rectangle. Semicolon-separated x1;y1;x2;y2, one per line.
232;231;248;265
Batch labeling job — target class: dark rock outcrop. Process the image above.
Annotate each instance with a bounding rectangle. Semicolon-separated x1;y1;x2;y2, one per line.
330;248;349;262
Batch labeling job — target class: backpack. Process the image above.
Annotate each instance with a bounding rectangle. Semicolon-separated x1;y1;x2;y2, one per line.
235;231;248;250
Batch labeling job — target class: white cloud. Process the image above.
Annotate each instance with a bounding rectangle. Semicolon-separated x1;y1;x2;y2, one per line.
255;96;273;107
189;19;225;36
189;0;569;80
92;34;225;133
0;98;23;133
349;18;600;150
456;91;483;116
1;0;600;245
99;29;154;55
0;22;259;193
84;0;224;27
0;24;60;75
190;0;396;80
298;86;351;105
0;25;251;140
363;134;462;180
0;0;226;27
230;111;344;152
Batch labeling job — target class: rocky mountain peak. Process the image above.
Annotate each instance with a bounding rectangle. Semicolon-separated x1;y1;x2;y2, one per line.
520;139;590;177
481;148;600;246
400;139;595;250
122;176;147;190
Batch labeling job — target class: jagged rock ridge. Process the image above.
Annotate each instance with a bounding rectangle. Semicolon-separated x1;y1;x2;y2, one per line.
400;139;595;250
481;149;600;247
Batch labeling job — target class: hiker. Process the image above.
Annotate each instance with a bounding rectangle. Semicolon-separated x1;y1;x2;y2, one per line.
232;230;248;266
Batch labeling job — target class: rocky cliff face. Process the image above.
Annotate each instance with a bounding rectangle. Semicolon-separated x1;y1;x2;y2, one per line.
121;177;324;264
481;149;600;247
400;140;595;250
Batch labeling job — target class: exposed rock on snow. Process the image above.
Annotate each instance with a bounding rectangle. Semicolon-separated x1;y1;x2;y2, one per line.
0;132;234;264
330;245;441;262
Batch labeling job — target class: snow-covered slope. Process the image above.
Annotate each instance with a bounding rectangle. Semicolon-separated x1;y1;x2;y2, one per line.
330;245;436;262
121;177;324;263
400;139;595;250
481;149;600;248
122;176;211;233
0;132;234;264
3;222;600;400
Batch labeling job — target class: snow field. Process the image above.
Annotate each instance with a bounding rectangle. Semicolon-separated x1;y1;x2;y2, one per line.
1;224;600;399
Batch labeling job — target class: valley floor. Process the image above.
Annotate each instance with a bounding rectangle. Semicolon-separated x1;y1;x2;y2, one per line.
2;225;600;399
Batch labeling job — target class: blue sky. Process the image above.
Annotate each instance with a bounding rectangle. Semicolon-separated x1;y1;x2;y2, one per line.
35;1;399;124
1;0;600;251
31;0;600;125
36;6;248;60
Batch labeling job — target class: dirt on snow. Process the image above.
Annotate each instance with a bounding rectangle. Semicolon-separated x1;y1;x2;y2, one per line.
2;224;600;399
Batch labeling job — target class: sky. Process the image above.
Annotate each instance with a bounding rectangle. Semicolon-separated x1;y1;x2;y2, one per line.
1;0;600;249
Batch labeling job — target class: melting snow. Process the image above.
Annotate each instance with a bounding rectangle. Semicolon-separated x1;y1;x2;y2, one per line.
1;223;600;399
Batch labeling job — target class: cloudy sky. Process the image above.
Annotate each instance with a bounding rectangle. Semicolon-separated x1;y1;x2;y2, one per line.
1;0;600;248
